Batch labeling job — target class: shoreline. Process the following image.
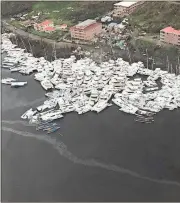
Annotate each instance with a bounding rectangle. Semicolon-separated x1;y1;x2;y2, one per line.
2;20;179;70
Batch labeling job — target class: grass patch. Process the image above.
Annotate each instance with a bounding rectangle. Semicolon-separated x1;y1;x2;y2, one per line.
9;20;24;29
30;29;64;41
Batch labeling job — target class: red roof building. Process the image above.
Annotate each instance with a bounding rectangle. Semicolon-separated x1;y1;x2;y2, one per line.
44;26;55;32
160;26;180;46
39;20;53;27
34;20;54;32
70;19;102;41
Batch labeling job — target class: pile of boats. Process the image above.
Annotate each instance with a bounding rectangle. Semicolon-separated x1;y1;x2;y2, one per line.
2;33;180;124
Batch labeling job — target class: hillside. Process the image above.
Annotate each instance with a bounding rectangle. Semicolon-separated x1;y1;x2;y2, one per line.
129;2;180;33
2;1;115;24
1;1;34;17
30;1;115;25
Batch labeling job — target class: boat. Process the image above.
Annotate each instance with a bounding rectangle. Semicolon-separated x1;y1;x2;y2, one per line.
11;81;27;87
41;80;53;90
21;108;37;119
1;78;17;84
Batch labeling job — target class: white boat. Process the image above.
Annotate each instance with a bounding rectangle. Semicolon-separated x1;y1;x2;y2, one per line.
21;108;37;119
41;80;53;90
119;105;138;115
11;81;27;87
92;101;110;113
10;67;22;72
40;110;63;121
1;78;16;84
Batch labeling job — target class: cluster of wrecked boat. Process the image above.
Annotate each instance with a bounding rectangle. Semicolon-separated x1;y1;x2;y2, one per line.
2;33;180;124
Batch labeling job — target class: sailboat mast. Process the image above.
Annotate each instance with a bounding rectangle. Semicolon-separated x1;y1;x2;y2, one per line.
13;28;18;45
27;38;33;56
20;36;28;53
100;47;102;64
127;46;132;64
52;41;57;60
151;58;154;70
178;56;180;75
167;56;170;73
146;49;148;69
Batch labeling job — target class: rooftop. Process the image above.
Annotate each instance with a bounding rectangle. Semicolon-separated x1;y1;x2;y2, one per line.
75;19;96;28
114;1;137;7
161;26;180;35
44;26;55;31
39;20;53;26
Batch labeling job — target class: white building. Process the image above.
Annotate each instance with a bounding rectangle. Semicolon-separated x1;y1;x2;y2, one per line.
113;1;144;17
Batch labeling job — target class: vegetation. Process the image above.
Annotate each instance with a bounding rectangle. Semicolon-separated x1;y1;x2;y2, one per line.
9;20;24;29
131;38;179;62
129;2;180;34
30;1;116;25
1;1;33;17
29;29;64;41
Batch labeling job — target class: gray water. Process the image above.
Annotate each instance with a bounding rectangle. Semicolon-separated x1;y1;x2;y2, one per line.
1;58;180;201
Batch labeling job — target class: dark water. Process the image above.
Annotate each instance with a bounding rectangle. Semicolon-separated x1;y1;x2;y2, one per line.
2;59;180;201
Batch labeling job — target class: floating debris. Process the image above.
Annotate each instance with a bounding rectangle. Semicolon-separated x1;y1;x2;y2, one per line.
35;120;60;134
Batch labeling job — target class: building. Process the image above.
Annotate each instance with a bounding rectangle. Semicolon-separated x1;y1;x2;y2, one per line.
44;26;55;33
70;19;102;41
56;24;68;30
160;27;180;46
34;20;54;32
113;1;144;18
